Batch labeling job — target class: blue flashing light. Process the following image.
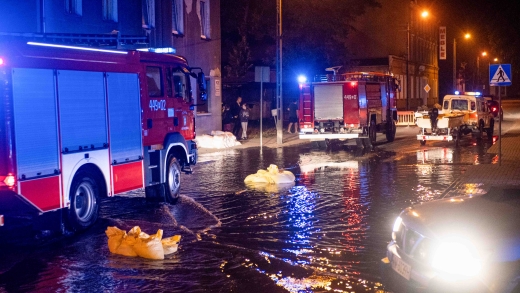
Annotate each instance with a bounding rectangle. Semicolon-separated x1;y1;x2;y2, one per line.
137;47;176;54
455;91;460;95
27;42;128;54
297;75;307;83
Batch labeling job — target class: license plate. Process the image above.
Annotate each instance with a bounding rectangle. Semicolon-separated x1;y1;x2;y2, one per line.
391;255;411;280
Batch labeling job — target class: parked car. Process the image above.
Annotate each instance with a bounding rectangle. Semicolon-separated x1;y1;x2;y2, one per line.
383;187;520;292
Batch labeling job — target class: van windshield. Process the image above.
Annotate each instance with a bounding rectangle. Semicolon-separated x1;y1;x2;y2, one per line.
451;99;468;111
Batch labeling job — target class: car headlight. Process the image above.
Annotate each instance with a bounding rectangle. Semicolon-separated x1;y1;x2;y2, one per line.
391;216;402;241
432;240;482;277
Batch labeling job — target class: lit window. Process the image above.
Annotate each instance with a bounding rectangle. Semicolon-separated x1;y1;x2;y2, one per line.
142;0;155;29
65;0;82;16
172;0;184;35
103;0;118;22
200;1;210;39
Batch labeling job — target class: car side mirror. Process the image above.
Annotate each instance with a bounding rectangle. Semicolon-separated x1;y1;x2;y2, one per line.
197;72;207;101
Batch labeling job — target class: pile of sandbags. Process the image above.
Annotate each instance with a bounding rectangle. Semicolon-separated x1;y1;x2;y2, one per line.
244;164;295;184
105;226;181;260
194;131;241;149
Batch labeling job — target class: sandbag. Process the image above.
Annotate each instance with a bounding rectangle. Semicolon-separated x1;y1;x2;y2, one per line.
115;233;138;257
133;229;165;260
244;164;295;185
162;235;182;255
105;226;125;254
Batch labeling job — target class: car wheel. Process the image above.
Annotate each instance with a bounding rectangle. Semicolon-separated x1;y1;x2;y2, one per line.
68;171;100;231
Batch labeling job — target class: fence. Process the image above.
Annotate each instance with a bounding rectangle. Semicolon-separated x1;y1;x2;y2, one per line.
396;111;416;126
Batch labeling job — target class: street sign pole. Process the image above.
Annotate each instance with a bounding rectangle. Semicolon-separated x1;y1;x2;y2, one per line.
499;86;501;166
255;66;270;152
489;63;512;166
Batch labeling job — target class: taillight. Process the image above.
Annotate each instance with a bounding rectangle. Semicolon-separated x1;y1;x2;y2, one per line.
492;107;497;112
4;174;15;187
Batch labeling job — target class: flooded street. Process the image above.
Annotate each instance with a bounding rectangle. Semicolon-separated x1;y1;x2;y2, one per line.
0;132;500;293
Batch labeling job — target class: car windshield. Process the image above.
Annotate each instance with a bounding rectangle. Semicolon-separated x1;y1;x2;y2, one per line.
451;99;468;110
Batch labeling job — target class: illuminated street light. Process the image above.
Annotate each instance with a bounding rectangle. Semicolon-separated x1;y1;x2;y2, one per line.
482;52;487;56
494;58;498;62
453;33;471;92
421;11;429;18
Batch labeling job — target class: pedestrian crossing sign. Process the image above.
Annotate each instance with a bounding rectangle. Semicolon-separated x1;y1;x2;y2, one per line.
489;64;512;86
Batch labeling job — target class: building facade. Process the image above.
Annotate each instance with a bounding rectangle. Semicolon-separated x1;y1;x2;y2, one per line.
0;0;221;135
347;0;439;110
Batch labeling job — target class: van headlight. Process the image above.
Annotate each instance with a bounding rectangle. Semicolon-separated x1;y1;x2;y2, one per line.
431;241;482;277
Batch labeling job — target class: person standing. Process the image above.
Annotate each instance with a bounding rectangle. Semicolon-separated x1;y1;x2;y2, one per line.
231;96;242;137
222;104;233;132
239;103;250;140
287;100;299;133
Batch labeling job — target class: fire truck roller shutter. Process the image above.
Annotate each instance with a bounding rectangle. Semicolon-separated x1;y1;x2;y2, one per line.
314;84;344;121
58;70;110;214
107;73;144;194
12;68;61;211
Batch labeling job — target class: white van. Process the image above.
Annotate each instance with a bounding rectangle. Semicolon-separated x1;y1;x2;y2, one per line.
442;93;494;137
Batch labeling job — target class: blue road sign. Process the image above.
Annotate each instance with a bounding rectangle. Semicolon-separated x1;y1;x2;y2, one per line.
489;64;512;86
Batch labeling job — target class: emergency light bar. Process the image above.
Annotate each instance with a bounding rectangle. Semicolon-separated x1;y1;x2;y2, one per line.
464;92;481;96
27;42;128;54
137;47;176;54
0;58;4;66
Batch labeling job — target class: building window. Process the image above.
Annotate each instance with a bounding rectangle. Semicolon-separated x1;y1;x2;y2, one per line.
172;0;184;35
142;0;155;29
103;0;118;22
65;0;82;16
200;1;210;39
197;78;210;114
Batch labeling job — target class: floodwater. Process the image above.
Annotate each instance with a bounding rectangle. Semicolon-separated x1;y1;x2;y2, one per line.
0;135;498;293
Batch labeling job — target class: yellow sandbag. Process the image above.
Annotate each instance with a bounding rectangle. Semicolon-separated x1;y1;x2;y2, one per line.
244;164;295;185
133;229;165;260
115;233;138;257
105;226;125;254
162;235;181;255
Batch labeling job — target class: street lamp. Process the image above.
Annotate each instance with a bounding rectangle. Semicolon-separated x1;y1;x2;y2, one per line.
453;33;471;92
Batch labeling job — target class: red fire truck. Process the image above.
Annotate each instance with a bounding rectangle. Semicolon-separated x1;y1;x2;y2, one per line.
298;72;399;147
0;41;206;235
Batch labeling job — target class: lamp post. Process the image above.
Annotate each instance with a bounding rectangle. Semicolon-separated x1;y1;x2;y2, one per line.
453;33;471;92
406;9;430;110
477;51;487;92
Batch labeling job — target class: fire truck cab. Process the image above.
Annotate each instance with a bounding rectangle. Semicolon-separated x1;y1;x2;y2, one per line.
299;72;399;147
0;41;206;236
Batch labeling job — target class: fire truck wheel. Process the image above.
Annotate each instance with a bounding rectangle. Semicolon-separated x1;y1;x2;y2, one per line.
165;155;181;204
369;121;377;144
68;171;100;231
386;121;396;142
420;140;426;146
487;120;494;138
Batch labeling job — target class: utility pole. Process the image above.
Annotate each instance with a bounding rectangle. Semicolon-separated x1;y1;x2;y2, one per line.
453;38;456;91
276;0;283;145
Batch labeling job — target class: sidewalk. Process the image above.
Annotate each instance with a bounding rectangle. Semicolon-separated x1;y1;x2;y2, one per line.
458;118;520;186
197;131;311;155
